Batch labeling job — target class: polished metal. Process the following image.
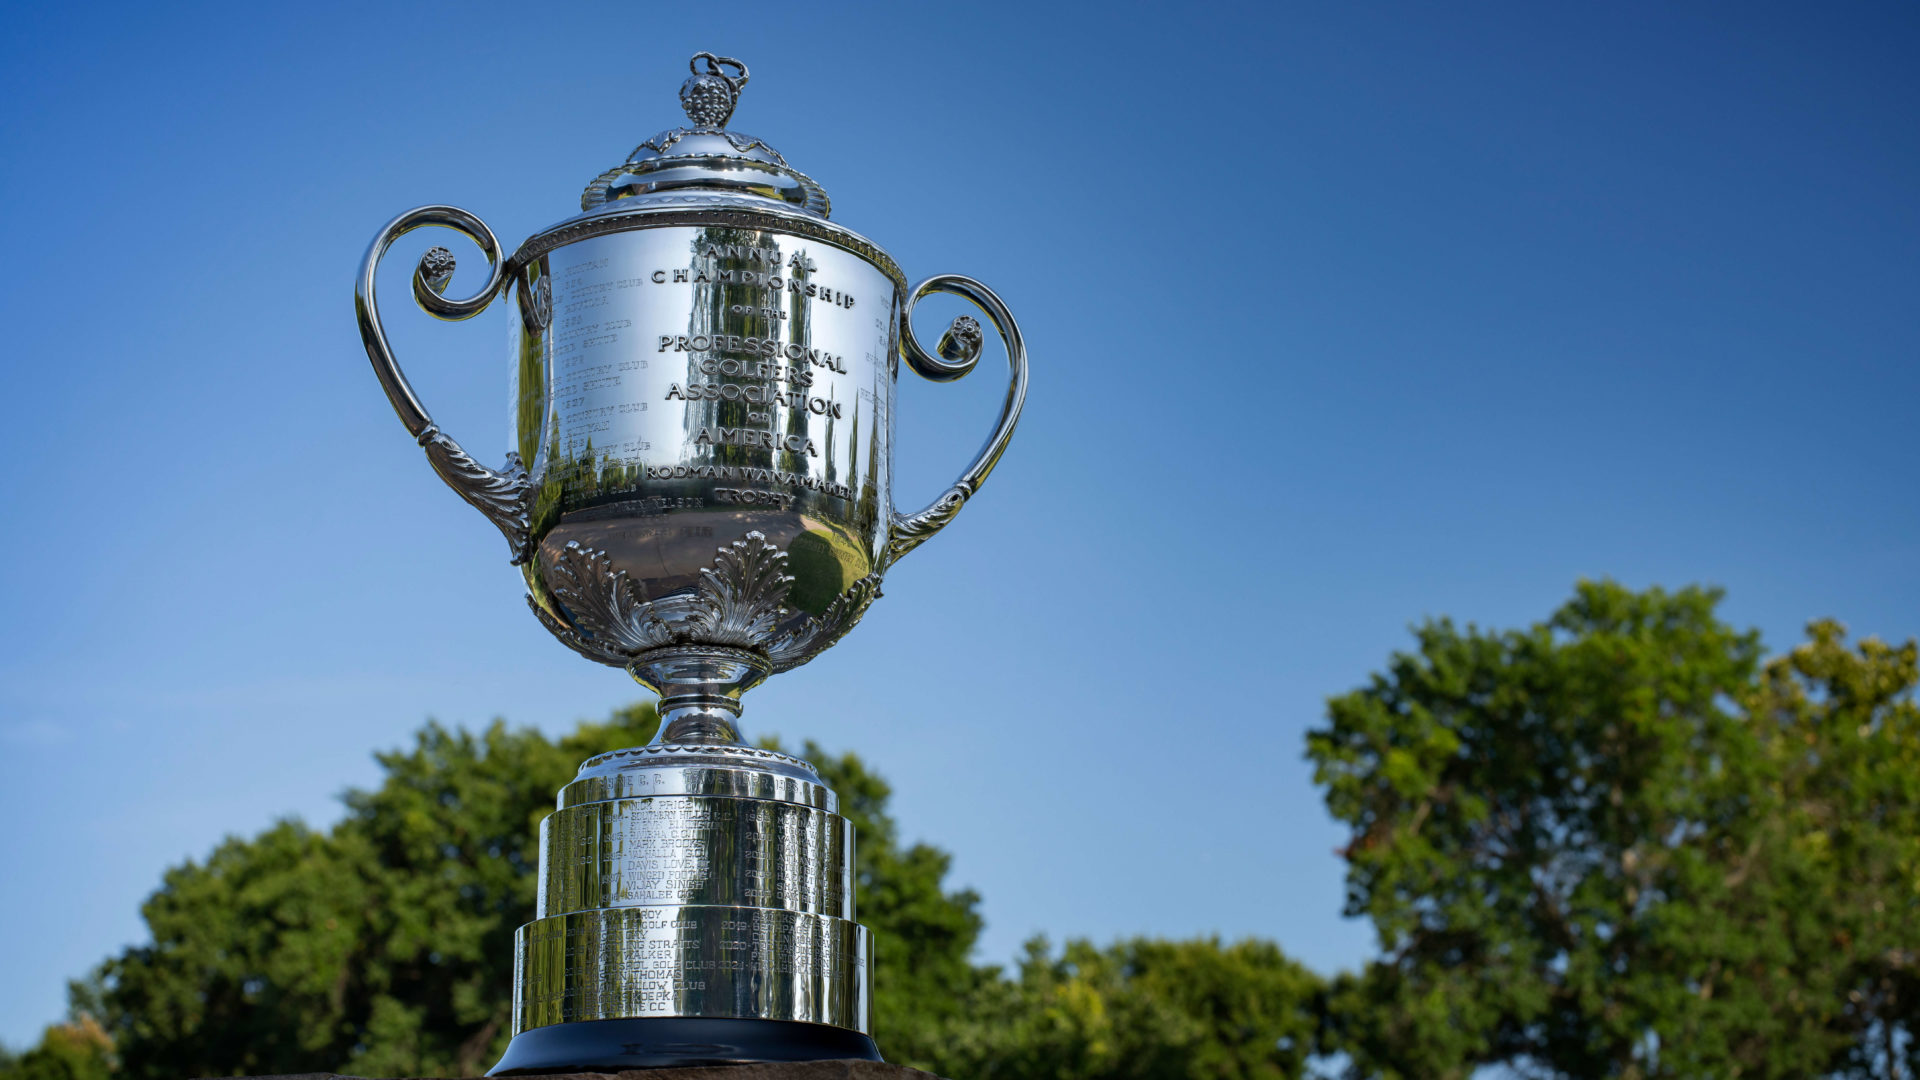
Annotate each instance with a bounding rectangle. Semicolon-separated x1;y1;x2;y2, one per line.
558;743;836;809
356;206;532;561
536;796;851;918
515;906;870;1031
514;749;868;1035
356;51;1026;1067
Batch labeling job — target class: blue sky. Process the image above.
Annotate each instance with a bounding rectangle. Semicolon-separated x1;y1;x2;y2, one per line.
1;0;1916;1050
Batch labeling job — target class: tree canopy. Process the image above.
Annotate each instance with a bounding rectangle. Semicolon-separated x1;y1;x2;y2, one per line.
92;706;668;1079
1310;582;1920;1079
10;707;1318;1080
8;580;1916;1079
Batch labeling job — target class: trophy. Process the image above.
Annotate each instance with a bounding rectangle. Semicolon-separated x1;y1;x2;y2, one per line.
354;53;1026;1073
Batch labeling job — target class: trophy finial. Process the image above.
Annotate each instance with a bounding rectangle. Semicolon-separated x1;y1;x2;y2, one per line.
680;52;749;129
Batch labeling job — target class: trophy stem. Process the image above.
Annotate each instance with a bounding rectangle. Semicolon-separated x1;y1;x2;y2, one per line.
627;645;773;746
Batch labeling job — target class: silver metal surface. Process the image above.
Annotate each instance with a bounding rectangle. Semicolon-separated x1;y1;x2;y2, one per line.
514;905;870;1032
577;53;830;219
560;743;833;810
356;206;531;562
888;275;1030;568
536;796;852;918
356;52;1027;1050
515;749;868;1036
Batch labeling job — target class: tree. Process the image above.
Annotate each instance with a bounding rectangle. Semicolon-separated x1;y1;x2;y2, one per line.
933;937;1323;1080
8;702;1330;1080
92;705;666;1079
42;706;998;1079
34;579;1917;1080
771;739;995;1069
0;1017;113;1080
1309;581;1920;1078
786;742;1327;1079
1752;620;1920;1078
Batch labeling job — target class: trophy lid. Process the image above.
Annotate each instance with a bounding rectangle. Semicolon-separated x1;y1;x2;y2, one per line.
578;53;831;219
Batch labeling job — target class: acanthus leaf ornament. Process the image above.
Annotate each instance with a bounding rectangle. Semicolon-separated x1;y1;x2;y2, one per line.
881;485;968;571
686;533;794;647
767;573;884;669
526;592;628;667
534;534;885;672
418;427;532;563
545;541;675;655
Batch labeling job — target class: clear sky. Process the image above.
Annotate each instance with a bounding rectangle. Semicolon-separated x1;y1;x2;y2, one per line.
1;0;1915;1050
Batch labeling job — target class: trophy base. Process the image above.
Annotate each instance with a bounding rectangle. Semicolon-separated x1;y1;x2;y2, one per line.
487;1017;883;1075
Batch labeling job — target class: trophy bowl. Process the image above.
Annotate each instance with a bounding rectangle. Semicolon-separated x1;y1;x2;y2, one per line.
355;53;1026;1072
356;53;1026;746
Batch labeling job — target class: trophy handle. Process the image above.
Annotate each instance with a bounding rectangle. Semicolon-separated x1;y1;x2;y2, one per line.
355;205;533;563
883;274;1029;570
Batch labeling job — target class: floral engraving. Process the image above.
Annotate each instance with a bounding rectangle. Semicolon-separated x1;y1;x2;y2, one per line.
940;315;984;363
418;246;457;292
419;428;531;563
882;485;969;571
527;593;627;667
546;542;675;655
685;533;794;647
530;533;885;671
767;574;883;670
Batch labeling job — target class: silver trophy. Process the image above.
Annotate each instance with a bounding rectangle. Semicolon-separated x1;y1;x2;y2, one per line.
354;53;1026;1073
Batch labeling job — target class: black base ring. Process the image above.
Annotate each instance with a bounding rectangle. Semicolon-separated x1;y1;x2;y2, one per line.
488;1017;883;1074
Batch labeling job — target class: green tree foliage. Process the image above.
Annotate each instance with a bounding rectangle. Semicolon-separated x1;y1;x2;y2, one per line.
1309;581;1920;1079
67;703;992;1079
7;707;1322;1080
1753;620;1920;1078
0;1017;113;1080
88;705;666;1079
786;739;1326;1078
769;739;996;1067
11;581;1914;1080
933;937;1322;1080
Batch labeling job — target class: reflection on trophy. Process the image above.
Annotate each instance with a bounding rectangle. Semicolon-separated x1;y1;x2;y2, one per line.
354;53;1027;1074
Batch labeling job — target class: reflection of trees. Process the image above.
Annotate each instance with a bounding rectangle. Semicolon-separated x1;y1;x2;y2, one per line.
780;244;814;476
545;438;643;507
669;231;878;513
845;305;893;546
856;384;882;541
687;227;779;470
594;449;644;494
528;412;564;532
837;400;851;492
523;417;566;611
514;258;563;604
513;260;550;470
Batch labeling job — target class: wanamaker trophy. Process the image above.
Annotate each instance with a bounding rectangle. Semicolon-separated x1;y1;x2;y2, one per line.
354;53;1028;1074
